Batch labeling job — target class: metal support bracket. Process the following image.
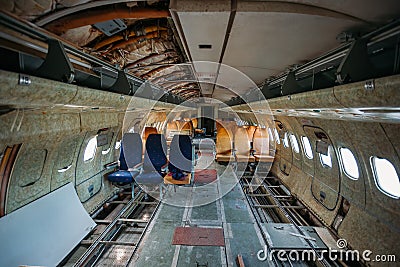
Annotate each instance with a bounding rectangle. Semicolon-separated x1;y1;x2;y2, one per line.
336;38;373;84
36;39;74;83
281;71;300;96
109;70;131;95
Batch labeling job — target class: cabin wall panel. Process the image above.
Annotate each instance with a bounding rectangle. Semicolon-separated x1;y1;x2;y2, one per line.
277;116;303;169
274;119;293;175
0;111;81;145
380;123;400;159
338;204;399;262
75;127;120;211
322;120;400;227
294;118;314;175
76;131;105;185
100;129;119;167
50;134;84;191
6;142;57;213
0;70;77;108
271;116;399;257
271;159;339;226
70;87;131;110
80;111;119;131
306;119;366;208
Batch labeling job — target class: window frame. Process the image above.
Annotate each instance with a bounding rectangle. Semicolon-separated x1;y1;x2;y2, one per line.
289;133;300;153
268;127;274;142
273;128;280;144
371;156;400;199
319;145;332;168
83;136;98;162
339;147;359;180
301;136;313;159
283;132;289;148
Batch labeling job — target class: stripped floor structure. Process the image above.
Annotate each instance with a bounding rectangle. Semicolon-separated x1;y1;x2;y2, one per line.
128;143;269;266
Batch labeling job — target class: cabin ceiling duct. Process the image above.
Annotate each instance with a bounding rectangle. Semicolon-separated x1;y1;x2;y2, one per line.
93;19;127;36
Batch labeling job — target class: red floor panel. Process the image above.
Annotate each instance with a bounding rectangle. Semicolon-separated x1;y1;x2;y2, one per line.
194;169;217;184
172;227;225;246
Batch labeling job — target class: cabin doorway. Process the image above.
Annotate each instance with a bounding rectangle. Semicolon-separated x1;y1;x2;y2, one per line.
304;126;341;210
200;106;215;137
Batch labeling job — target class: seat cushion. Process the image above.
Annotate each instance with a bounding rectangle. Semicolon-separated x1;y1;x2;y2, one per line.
216;153;234;162
107;170;139;183
235;154;255;162
135;171;164;184
164;173;191;185
254;154;274;162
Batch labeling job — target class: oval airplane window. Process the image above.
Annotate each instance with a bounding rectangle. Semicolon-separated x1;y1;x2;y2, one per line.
273;128;280;144
84;136;97;162
301;136;313;159
289;134;299;153
268;127;274;142
340;148;359;179
371;157;400;198
283;132;289;148
115;140;121;150
319;146;332;168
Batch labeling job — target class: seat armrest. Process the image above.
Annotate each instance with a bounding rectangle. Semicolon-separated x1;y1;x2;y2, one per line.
133;162;143;169
161;162;169;172
104;161;118;169
128;162;143;172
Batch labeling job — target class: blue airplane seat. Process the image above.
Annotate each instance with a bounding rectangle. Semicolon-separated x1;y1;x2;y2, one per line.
135;134;168;185
168;135;192;180
108;133;142;183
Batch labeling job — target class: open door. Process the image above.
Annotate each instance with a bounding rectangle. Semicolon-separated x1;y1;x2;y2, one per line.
304;126;341;210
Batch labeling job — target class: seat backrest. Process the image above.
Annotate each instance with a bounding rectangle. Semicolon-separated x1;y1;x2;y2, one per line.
253;127;269;155
142;127;158;153
216;127;233;154
246;126;256;142
169;135;192;172
143;127;158;139
234;127;251;156
119;133;142;170
143;134;167;172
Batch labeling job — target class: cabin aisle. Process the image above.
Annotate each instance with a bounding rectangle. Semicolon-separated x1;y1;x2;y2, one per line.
129;141;269;266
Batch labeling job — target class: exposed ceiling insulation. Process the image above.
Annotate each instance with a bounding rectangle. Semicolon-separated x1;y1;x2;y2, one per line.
0;0;200;100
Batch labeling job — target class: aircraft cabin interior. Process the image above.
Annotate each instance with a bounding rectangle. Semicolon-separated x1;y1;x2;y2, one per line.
0;0;400;266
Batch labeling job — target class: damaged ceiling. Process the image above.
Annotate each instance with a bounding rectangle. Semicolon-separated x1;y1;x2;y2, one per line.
1;0;201;100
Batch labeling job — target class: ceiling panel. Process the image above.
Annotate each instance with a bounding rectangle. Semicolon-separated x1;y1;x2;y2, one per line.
177;12;230;63
222;12;363;95
171;0;400;101
176;11;230;96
